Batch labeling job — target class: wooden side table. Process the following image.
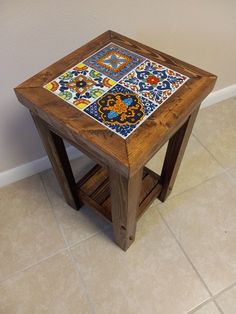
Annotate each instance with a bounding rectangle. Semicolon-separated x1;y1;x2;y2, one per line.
15;31;216;251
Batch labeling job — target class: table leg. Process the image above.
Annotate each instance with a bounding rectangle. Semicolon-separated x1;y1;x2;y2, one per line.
31;113;81;210
159;106;200;202
109;168;143;251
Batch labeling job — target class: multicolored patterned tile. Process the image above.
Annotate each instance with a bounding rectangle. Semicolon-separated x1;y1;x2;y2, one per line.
83;43;145;81
44;63;115;109
84;84;159;138
120;60;189;104
43;43;189;139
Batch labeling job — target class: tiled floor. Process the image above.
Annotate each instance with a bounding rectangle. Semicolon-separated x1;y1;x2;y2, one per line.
0;98;236;313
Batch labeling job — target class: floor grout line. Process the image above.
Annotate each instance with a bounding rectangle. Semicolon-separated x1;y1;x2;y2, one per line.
66;248;96;314
213;299;224;314
213;281;236;299
158;210;223;310
185;298;214;314
224;169;236;189
192;134;226;170
39;173;70;248
0;174;102;288
1;127;235;312
185;298;224;314
68;224;111;250
158;208;236;314
38;171;111;248
0;247;68;285
152;134;227;203
158;210;213;295
39;173;96;314
163;168;228;202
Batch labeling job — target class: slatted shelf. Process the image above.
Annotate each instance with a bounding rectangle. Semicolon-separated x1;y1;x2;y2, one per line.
76;165;162;223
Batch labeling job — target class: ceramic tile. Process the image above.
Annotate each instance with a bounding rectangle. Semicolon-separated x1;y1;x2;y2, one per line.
44;43;189;139
120;59;189;104
226;165;236;186
71;206;209;314
146;136;223;198
0;175;65;281
216;284;236;314
193;98;236;169
41;155;109;246
0;251;91;314
192;302;220;314
84;83;159;138
44;63;115;110
83;43;144;81
159;173;236;295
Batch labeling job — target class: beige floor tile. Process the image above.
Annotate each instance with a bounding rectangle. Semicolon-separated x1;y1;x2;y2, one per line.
193;98;236;169
0;175;65;281
227;166;236;186
192;302;220;314
70;152;96;182
160;173;236;295
0;251;91;314
71;206;209;314
216;284;236;314
41;155;109;246
147;135;223;198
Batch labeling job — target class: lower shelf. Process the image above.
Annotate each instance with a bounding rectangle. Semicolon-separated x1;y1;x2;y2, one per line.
76;164;162;223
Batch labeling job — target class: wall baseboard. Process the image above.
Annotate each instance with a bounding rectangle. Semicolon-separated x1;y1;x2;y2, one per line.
0;146;82;188
1;84;236;188
201;84;236;108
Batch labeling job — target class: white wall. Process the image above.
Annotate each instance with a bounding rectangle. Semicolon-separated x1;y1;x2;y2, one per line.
1;0;236;173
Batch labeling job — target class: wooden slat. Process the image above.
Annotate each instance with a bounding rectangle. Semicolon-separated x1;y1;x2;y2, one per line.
137;183;162;219
15;30;217;178
79;191;112;222
76;165;162;223
77;164;101;188
90;178;110;204
139;169;158;203
79;165;108;196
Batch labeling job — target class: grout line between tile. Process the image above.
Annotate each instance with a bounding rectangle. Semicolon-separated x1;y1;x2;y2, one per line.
184;298;213;314
213;300;224;314
39;173;69;247
158;210;214;296
158;210;235;314
185;298;224;314
192;134;225;169
0;247;68;285
1;169;235;313
66;248;96;314
68;224;111;251
224;169;236;188
213;281;236;299
165;169;228;201
39;173;96;314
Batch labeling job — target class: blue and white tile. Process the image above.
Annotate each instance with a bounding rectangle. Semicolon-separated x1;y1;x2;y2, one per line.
83;43;145;81
44;63;115;110
120;59;189;104
84;84;159;138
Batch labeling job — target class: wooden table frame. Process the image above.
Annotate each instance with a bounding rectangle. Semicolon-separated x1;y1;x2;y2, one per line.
31;104;199;251
15;31;216;251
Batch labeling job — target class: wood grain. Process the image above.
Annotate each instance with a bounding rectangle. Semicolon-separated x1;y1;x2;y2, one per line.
76;165;161;225
15;31;217;250
109;167;143;250
32;113;80;210
15;30;217;178
158;105;200;201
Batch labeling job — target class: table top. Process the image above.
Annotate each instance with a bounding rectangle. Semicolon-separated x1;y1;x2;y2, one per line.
15;31;217;176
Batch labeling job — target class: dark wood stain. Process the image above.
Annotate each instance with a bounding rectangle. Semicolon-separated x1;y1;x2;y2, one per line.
15;31;217;250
